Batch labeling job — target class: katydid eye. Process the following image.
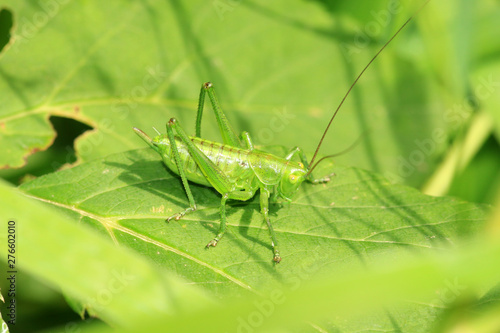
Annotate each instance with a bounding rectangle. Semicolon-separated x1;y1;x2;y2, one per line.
289;174;297;183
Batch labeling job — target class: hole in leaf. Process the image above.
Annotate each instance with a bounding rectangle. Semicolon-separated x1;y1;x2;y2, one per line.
0;116;93;184
0;8;13;53
48;115;93;167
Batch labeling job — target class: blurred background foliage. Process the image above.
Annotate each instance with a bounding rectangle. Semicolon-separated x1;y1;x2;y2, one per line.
0;0;499;332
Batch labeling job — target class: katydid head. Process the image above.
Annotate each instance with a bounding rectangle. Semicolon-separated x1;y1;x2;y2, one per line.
279;163;307;201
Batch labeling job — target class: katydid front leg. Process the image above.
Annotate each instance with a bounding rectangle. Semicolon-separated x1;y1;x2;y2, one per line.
165;118;197;221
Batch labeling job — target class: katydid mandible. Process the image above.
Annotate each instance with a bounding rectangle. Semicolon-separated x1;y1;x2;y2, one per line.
133;2;430;263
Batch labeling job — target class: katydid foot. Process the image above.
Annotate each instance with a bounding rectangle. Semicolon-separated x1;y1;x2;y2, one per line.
206;238;220;248
273;251;282;264
166;206;196;222
310;172;336;184
206;229;225;248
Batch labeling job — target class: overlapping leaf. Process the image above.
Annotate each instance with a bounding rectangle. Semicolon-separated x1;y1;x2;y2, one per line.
19;147;489;330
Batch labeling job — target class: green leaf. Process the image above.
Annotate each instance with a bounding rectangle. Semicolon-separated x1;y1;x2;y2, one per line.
0;0;479;187
17;148;489;330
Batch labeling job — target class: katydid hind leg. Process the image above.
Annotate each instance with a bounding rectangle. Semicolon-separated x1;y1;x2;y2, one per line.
165;119;197;221
168;118;257;249
168;118;234;195
198;82;243;148
195;82;207;137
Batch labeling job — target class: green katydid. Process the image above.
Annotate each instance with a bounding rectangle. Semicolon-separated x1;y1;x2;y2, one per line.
133;2;429;263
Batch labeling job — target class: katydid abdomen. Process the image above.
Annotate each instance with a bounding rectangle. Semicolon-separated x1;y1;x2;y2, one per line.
157;135;256;189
